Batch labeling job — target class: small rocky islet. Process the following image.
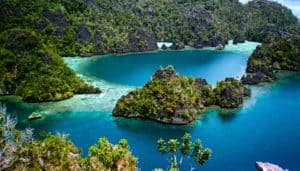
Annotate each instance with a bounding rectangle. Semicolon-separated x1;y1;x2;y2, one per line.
242;36;300;85
113;66;250;124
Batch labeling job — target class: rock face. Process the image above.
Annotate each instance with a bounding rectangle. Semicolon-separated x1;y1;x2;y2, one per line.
246;25;291;43
95;29;107;55
161;44;168;50
215;78;251;108
193;37;227;49
116;41;130;54
41;9;69;28
233;33;246;44
256;162;288;171
183;7;228;49
215;44;224;50
243;37;300;85
128;28;157;52
185;7;213;32
170;42;185;50
113;67;250;124
77;23;91;44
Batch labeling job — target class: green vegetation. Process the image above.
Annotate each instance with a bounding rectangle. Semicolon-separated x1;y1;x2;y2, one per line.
242;36;300;84
83;138;137;171
113;66;250;124
0;0;299;102
214;78;251;108
157;133;211;171
0;106;136;170
1;0;299;54
0;29;100;102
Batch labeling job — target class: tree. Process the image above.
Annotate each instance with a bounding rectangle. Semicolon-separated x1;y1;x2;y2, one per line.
0;103;136;170
157;133;212;171
0;104;33;170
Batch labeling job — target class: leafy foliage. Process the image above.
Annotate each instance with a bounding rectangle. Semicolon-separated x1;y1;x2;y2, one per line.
0;28;100;102
84;138;137;171
0;0;299;101
0;105;136;170
113;66;212;124
214;78;251;108
113;67;250;124
243;36;300;84
1;0;299;55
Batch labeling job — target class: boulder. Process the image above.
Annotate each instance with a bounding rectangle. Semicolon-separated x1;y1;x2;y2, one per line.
272;62;281;70
233;33;246;44
256;161;288;171
28;112;42;120
161;44;168;50
170;42;185;50
215;44;224;50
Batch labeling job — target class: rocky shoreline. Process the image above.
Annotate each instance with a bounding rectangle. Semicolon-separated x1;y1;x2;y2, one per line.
256;161;288;171
242;37;300;85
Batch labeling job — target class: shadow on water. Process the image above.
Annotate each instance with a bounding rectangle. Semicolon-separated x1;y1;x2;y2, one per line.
218;112;238;122
113;117;196;138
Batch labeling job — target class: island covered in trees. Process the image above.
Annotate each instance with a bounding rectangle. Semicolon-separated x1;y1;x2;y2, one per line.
0;0;300;170
113;66;250;124
1;0;300;102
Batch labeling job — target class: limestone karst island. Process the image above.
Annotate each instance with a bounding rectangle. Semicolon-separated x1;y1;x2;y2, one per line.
1;0;299;170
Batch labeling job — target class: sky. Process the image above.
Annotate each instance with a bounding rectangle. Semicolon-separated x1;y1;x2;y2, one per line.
239;0;300;18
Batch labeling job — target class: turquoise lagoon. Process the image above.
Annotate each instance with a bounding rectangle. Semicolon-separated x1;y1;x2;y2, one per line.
1;41;300;170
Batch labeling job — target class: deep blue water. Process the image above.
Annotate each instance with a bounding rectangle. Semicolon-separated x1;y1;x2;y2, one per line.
1;47;300;171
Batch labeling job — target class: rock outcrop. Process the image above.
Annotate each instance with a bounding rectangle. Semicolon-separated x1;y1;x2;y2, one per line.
77;23;91;44
233;33;246;44
256;161;288;171
161;44;168;50
215;44;224;50
170;42;185;50
28;112;42;120
128;28;157;52
113;67;250;124
243;37;300;85
113;66;201;124
41;9;69;28
95;29;107;55
215;78;251;108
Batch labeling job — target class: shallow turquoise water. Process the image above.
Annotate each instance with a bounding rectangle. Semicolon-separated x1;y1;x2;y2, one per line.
1;41;300;170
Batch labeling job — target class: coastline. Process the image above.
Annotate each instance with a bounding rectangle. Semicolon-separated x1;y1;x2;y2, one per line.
1;40;261;119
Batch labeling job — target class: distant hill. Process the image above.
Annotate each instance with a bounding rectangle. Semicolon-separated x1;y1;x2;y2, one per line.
0;0;299;102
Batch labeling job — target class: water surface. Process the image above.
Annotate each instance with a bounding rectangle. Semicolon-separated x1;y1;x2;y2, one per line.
1;41;300;171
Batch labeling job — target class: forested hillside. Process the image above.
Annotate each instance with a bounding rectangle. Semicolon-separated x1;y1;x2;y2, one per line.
0;0;299;102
